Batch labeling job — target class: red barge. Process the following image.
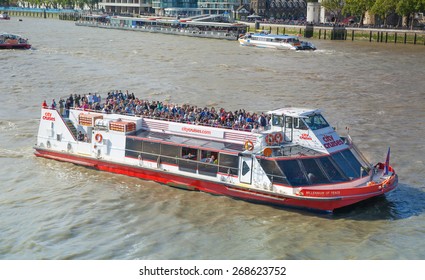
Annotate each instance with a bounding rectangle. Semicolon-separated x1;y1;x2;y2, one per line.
34;97;397;212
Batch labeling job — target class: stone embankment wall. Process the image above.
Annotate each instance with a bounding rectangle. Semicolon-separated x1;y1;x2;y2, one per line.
246;22;425;45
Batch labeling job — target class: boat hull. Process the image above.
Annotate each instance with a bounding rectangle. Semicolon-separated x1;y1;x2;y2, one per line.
0;43;31;49
34;147;397;212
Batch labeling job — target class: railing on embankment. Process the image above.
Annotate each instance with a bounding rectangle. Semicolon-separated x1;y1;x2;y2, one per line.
246;23;425;45
0;7;79;20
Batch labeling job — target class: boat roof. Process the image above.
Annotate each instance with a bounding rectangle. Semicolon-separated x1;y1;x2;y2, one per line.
131;131;244;153
130;130;323;157
251;33;299;39
1;33;22;37
267;108;322;118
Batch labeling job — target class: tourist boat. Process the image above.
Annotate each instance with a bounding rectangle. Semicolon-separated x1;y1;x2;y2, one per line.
34;95;397;212
75;15;247;41
0;33;31;49
0;12;10;20
239;31;316;50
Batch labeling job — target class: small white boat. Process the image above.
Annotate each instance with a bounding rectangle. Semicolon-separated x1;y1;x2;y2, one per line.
239;31;316;50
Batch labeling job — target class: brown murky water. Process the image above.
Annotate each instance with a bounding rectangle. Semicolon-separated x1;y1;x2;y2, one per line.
1;18;424;260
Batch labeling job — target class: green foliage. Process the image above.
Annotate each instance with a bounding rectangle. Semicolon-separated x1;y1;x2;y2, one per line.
320;0;345;22
343;0;375;17
371;0;397;19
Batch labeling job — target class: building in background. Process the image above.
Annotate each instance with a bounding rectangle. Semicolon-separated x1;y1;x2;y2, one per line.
250;0;307;20
99;0;153;15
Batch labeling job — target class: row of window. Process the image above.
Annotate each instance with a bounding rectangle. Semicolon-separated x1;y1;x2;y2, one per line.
125;138;239;176
126;138;367;187
260;149;368;186
271;114;327;131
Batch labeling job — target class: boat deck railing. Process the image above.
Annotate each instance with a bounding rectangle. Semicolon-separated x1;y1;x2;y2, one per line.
62;106;269;134
75;21;239;40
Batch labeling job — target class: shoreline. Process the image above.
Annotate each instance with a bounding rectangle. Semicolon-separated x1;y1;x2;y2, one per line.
2;7;425;45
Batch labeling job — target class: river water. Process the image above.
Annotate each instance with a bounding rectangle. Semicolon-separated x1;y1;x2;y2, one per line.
1;18;424;260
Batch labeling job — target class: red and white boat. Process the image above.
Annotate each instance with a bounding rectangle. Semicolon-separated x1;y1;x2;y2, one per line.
34;97;397;212
0;33;31;49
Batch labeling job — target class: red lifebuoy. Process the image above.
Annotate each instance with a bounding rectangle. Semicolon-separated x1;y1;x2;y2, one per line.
244;140;254;151
275;132;283;143
95;133;103;143
266;134;275;145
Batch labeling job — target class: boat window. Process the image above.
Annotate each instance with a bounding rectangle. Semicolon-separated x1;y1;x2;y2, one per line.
259;158;289;185
294;118;308;130
285;116;293;128
341;149;368;177
200;150;218;164
198;150;218;177
218;153;239;175
125;138;142;158
331;151;359;179
304;114;330;130
160;143;180;165
272;115;283;127
142;141;160;161
300;158;330;185
318;156;347;183
182;147;197;160
276;160;309;186
179;147;198;173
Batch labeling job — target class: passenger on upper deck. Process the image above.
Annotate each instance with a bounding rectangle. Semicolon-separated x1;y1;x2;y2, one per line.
54;90;274;133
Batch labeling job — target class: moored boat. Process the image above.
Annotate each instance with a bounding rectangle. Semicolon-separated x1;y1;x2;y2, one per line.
75;15;247;41
0;12;10;20
239;31;316;50
34;92;397;212
0;33;31;49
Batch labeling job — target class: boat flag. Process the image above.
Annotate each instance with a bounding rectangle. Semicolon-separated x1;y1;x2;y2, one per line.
384;147;390;175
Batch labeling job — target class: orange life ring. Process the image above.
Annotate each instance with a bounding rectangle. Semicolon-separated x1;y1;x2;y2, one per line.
263;147;272;157
266;134;275;145
275;132;283;143
95;133;103;143
244;140;254;151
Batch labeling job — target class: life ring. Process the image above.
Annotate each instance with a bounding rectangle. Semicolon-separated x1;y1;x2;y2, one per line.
275;132;283;143
266;134;275;145
244;140;254;151
263;147;272;157
95;133;103;143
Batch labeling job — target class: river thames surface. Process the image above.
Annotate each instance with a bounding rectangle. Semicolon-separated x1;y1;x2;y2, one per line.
1;18;424;260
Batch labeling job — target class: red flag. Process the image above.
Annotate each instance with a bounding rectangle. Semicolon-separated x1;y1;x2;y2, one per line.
384;147;390;175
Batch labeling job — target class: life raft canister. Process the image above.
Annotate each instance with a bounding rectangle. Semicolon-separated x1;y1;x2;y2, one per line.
266;134;275;145
275;132;283;144
244;140;254;151
95;133;103;143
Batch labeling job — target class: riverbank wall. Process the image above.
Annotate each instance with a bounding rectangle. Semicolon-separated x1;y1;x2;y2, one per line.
2;7;424;45
246;22;425;45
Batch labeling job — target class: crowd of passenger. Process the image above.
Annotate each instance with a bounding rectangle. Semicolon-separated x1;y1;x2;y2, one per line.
43;90;272;132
